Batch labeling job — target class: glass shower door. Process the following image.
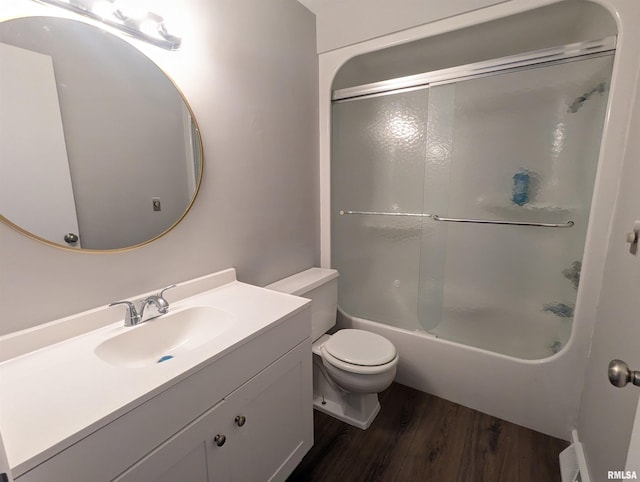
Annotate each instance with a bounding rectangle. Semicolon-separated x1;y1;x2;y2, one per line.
419;55;613;358
332;88;430;331
331;47;613;360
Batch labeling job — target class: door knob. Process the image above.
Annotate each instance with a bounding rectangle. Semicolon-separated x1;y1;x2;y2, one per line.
63;233;79;244
608;359;640;388
235;415;246;427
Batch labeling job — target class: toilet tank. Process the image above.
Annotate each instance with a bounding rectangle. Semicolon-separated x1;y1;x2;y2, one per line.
266;268;339;342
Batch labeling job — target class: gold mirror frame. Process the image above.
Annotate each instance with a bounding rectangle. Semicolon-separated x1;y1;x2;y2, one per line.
0;15;203;253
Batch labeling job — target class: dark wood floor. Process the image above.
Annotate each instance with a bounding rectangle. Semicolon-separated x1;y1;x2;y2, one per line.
288;383;568;482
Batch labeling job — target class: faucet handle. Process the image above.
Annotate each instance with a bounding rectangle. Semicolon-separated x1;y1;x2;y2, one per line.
158;284;177;300
152;285;177;316
109;300;141;326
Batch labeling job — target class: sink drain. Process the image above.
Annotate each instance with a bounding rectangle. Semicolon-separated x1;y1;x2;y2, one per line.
157;355;174;363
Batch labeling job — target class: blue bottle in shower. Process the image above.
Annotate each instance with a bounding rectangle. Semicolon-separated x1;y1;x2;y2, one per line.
512;169;530;206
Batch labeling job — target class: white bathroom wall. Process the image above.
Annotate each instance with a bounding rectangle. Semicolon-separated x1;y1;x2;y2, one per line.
299;0;507;53
0;0;319;335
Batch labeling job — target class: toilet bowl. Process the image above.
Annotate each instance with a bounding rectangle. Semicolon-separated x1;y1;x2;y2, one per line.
266;268;398;429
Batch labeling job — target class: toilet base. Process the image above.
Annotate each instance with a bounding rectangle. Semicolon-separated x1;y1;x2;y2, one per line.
312;351;382;430
312;392;380;430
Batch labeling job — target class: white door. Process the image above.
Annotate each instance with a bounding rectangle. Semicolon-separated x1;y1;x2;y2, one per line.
0;42;80;247
0;431;13;482
576;68;640;478
627;397;640;472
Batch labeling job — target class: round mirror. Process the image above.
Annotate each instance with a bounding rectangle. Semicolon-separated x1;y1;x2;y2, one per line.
0;16;202;251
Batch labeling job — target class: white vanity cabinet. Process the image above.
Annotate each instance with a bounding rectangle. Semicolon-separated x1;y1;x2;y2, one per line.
12;300;313;482
116;340;311;482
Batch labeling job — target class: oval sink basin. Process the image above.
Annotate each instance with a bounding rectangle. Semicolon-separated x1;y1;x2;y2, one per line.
95;306;237;368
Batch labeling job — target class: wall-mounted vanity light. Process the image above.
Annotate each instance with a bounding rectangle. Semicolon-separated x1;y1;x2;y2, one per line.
33;0;181;50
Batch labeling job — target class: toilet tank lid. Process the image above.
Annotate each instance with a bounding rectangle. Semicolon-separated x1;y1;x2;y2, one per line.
265;267;338;296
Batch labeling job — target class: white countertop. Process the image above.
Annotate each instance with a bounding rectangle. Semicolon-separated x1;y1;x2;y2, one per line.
0;271;309;475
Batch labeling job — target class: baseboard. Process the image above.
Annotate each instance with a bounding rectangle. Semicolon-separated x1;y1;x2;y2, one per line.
559;430;590;482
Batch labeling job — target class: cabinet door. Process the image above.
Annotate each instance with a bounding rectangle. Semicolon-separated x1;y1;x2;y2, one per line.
116;339;312;482
115;399;231;482
222;340;313;482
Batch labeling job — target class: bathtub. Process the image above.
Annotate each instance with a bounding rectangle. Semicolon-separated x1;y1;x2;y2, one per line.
337;306;592;439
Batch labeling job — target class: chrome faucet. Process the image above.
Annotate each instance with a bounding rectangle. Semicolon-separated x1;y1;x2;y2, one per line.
109;285;177;327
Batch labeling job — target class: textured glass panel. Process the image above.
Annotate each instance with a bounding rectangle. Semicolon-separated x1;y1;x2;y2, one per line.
421;55;613;359
331;89;429;331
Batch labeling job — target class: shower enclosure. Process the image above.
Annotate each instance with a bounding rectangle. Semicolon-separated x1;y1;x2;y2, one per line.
331;38;614;360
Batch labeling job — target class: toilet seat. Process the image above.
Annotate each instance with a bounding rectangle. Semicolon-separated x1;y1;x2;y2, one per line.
321;329;398;375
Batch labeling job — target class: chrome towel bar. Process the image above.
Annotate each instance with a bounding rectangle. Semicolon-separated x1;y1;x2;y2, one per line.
339;210;433;218
338;210;574;228
432;214;574;228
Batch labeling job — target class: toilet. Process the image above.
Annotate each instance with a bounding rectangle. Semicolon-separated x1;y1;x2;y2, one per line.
266;268;398;429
